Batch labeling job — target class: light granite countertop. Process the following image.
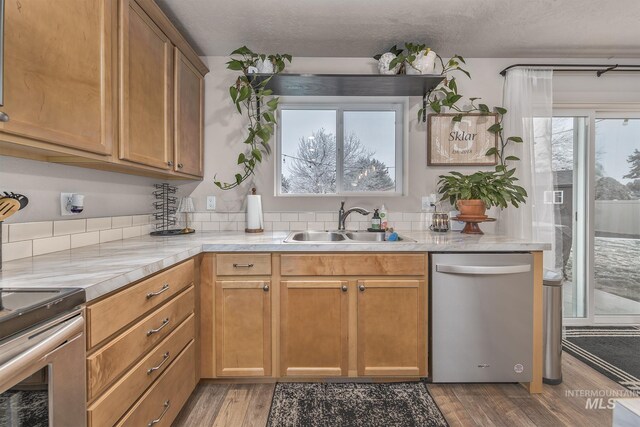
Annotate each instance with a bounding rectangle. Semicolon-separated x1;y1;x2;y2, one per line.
0;231;550;302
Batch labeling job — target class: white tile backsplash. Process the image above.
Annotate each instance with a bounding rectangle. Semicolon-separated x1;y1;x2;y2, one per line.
87;217;112;232
2;210;431;262
9;221;52;242
280;213;298;222
100;228;123;243
297;212;316;222
33;235;70;256
71;231;100;249
54;219;86;236
2;240;32;261
111;216;133;228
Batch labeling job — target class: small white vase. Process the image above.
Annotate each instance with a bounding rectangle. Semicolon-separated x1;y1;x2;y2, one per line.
405;50;437;74
256;58;274;74
377;52;401;75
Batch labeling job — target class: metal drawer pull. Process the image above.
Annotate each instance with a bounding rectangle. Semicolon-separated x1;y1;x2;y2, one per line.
146;283;170;299
263;284;269;291
435;264;531;275
358;284;365;292
148;400;170;426
233;263;254;268
147;318;170;336
147;352;170;374
341;285;348;292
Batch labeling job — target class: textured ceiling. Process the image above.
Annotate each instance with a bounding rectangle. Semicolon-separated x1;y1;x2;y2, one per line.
155;0;640;58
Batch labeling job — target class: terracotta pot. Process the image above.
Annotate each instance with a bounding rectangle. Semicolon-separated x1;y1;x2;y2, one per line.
456;199;487;217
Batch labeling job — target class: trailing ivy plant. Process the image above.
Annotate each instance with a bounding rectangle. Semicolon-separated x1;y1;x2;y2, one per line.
214;46;292;190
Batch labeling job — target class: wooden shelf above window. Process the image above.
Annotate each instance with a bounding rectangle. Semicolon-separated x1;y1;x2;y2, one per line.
246;73;445;97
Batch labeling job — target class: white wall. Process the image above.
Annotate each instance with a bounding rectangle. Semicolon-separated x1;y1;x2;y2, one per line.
3;56;639;223
0;156;195;223
192;56;517;213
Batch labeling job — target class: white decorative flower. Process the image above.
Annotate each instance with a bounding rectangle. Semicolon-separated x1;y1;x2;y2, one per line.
377;52;401;75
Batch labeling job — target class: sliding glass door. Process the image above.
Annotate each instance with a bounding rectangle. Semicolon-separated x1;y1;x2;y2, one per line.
593;115;640;319
554;110;640;324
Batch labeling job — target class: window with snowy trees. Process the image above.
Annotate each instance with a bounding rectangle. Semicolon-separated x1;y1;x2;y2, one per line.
277;103;404;195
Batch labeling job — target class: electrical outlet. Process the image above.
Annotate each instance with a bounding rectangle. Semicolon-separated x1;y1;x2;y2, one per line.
206;196;216;210
421;196;432;211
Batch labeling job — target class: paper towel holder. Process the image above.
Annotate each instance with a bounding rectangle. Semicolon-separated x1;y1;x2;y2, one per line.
245;187;264;233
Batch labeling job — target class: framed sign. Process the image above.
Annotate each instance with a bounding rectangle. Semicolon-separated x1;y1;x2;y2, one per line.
427;113;498;166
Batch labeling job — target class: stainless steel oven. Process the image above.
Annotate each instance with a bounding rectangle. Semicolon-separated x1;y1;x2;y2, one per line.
0;289;86;427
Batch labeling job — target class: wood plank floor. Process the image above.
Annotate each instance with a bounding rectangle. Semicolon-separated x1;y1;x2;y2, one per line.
173;353;627;426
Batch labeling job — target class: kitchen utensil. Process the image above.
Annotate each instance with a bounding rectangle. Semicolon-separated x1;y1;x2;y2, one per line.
3;192;29;210
0;197;20;221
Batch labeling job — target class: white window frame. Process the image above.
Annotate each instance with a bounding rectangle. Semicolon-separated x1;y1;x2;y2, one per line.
275;98;406;197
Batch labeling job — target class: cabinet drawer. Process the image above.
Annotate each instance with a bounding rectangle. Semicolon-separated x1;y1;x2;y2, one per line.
87;259;194;348
216;253;271;276
116;340;196;427
87;315;194;427
281;254;426;276
87;286;194;399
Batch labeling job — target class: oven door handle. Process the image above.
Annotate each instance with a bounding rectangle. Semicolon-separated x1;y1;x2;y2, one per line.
0;316;84;390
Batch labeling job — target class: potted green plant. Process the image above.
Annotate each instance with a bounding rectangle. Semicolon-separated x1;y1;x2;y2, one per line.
214;46;292;190
437;108;527;217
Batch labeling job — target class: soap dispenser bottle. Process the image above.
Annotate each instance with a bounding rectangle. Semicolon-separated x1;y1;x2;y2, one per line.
380;204;388;230
371;209;381;230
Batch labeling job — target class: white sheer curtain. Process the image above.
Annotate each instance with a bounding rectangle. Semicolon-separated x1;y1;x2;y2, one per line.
498;68;560;273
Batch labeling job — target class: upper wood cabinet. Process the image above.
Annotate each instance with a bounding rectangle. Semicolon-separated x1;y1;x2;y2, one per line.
0;0;208;179
119;0;173;170
0;0;116;155
174;49;204;177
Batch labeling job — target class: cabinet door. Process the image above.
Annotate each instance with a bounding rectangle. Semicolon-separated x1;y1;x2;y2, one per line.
119;0;173;169
1;0;115;154
174;49;204;177
215;281;271;377
280;281;348;377
357;280;426;376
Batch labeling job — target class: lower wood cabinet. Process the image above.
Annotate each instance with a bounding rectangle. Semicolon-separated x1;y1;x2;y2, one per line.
280;280;349;377
215;280;271;377
357;280;426;376
116;341;196;427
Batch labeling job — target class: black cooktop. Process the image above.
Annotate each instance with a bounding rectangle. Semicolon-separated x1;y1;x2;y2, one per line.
0;288;86;341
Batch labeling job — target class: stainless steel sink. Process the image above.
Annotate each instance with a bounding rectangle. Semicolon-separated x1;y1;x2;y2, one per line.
284;230;415;243
285;231;346;242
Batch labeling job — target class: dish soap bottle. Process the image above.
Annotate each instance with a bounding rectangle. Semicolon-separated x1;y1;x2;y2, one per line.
380;204;388;230
371;209;381;230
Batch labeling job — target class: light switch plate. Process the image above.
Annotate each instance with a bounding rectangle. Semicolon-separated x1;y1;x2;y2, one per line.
206;196;216;210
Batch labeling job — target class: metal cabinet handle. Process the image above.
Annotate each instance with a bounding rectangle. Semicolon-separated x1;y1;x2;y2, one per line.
435;264;531;275
147;352;170;375
233;263;254;268
263;284;269;292
147;318;170;336
148;400;170;426
177;163;183;169
358;284;365;292
0;112;9;122
167;160;174;167
341;285;348;292
146;283;169;299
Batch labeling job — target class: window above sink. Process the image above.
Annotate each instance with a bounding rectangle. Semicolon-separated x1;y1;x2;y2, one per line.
276;100;406;197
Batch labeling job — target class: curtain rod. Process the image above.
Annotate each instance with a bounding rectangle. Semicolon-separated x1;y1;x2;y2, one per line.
499;64;640;77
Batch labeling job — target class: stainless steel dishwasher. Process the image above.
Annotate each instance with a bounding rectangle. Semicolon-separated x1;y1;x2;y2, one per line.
430;253;533;383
